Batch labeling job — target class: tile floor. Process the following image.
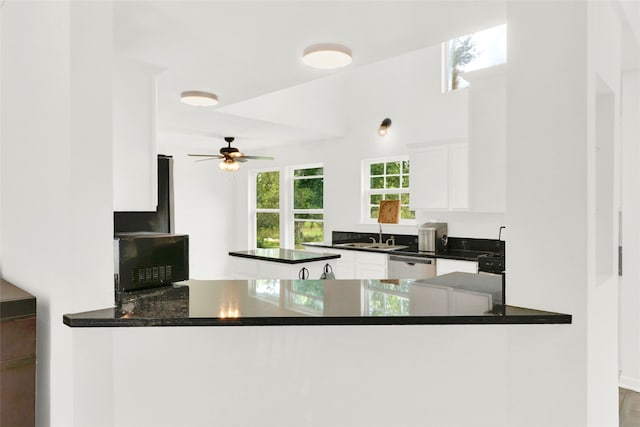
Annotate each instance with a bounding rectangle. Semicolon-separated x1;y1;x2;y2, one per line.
620;388;640;427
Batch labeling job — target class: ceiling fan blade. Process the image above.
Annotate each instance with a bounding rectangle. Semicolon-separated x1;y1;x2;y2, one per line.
195;157;223;163
188;154;224;158
235;158;248;163
241;155;274;160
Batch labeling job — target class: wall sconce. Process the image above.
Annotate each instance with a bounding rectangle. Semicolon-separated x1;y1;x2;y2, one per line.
378;118;392;136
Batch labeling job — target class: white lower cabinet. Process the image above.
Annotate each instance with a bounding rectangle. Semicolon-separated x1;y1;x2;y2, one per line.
304;246;387;279
353;251;387;279
228;256;336;280
436;259;478;276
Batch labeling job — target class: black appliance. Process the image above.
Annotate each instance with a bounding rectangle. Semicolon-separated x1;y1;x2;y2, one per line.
477;253;505;274
114;155;174;233
114;233;189;293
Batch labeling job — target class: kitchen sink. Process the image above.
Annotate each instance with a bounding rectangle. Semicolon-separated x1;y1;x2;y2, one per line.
334;242;373;248
333;242;408;252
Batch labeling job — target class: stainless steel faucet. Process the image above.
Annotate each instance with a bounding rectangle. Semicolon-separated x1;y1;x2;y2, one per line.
369;236;376;244
386;236;395;246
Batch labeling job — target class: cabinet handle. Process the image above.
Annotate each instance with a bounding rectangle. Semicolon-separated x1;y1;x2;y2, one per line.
299;267;309;280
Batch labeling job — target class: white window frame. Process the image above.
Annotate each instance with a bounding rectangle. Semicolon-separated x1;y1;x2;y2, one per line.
362;156;415;225
250;164;324;250
286;163;324;249
251;167;282;249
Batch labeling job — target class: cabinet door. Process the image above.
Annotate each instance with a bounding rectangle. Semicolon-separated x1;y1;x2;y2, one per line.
436;259;478;276
354;252;387;279
113;58;161;211
409;146;449;210
303;247;355;279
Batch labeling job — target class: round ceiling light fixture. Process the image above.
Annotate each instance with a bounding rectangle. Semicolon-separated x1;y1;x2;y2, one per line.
302;43;352;70
180;90;219;107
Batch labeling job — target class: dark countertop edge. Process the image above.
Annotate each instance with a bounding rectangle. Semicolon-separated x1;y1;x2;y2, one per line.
228;251;340;264
1;279;36;320
302;243;482;262
1;298;37;321
63;309;571;328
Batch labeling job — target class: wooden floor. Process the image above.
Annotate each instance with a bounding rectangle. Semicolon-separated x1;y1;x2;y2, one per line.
620;388;640;427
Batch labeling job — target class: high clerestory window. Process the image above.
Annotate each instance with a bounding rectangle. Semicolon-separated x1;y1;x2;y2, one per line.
444;24;507;92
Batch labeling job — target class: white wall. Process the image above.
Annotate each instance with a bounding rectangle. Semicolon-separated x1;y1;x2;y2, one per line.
620;70;640;391
505;2;621;425
0;2;114;426
158;135;236;279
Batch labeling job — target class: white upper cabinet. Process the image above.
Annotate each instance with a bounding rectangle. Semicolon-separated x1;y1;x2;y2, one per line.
464;65;506;212
409;142;468;211
113;57;162;211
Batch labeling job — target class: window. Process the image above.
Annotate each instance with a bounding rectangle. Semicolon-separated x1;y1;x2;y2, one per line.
364;157;415;223
253;165;324;249
444;24;507;91
292;166;324;249
255;170;280;248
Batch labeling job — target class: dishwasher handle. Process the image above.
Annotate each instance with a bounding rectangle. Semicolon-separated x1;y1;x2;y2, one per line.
388;255;434;265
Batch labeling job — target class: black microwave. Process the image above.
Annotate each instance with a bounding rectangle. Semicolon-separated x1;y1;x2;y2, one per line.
114;233;189;292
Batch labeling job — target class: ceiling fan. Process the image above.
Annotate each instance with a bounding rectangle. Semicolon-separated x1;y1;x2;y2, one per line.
188;137;274;172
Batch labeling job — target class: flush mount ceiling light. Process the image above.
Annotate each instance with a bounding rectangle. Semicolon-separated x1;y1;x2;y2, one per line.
180;90;219;107
302;43;352;70
378;118;392;136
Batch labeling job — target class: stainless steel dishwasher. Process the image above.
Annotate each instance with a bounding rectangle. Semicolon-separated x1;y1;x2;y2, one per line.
387;254;436;279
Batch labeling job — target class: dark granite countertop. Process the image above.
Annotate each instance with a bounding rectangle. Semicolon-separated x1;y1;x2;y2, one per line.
229;248;341;264
63;274;571;327
1;279;36;320
303;242;488;261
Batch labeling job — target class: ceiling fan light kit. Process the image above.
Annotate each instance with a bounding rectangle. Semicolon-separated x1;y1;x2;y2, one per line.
218;159;240;172
189;136;274;172
180;90;219;106
302;43;352;70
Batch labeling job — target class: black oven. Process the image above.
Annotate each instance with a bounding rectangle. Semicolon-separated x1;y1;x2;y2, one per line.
114;233;189;293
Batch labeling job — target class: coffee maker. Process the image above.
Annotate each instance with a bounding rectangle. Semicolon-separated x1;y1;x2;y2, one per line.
418;222;448;253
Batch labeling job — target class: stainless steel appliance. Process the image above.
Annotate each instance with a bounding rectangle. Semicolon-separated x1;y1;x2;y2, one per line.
418;222;448;253
114;232;189;293
387;254;436;279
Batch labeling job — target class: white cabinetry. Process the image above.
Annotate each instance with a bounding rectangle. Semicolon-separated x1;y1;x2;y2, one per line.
409;142;468;210
304;246;387;279
436;259;478;276
464;65;506;212
228;256;336;280
113;57;162;211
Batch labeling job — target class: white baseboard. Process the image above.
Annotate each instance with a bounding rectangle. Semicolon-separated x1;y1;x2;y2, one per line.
619;375;640;393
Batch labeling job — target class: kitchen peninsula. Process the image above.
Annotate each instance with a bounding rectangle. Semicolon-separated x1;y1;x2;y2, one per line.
63;273;570;327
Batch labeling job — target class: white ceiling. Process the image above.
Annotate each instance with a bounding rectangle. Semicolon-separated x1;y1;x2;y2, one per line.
113;1;506;151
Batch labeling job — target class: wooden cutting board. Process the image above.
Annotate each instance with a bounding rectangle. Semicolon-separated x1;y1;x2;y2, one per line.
378;200;401;224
